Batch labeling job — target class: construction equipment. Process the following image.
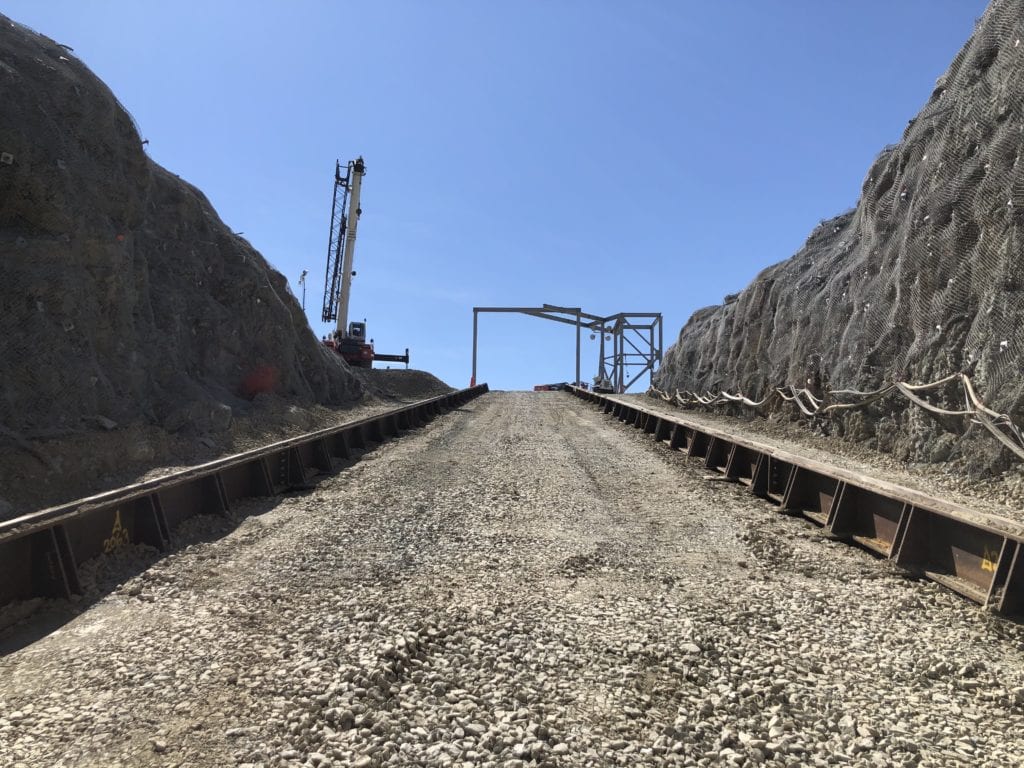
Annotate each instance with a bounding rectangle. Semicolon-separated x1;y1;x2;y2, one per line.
320;157;409;368
534;382;588;392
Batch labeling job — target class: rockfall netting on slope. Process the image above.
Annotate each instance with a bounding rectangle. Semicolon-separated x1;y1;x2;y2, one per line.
654;0;1024;473
651;370;1024;464
0;15;362;513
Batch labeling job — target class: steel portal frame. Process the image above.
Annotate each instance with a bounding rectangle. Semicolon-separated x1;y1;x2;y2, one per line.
471;304;662;392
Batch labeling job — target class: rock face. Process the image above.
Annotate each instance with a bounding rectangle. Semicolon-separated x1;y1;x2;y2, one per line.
0;14;360;439
655;0;1024;470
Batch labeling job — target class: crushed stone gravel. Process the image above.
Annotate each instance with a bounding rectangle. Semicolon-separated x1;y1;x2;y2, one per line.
2;391;1024;767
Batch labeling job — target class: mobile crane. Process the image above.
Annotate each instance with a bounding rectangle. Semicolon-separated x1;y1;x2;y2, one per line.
320;157;409;368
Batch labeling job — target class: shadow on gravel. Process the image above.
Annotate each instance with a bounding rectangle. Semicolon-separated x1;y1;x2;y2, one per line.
0;603;81;655
0;508;252;656
0;446;381;655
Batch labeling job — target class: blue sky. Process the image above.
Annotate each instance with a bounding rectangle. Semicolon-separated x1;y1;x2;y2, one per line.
7;1;988;391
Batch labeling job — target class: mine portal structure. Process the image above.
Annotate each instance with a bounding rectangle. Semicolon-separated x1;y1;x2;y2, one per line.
471;304;662;393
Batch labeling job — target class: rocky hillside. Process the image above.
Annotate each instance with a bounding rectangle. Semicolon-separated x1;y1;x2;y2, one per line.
0;15;362;512
655;0;1024;471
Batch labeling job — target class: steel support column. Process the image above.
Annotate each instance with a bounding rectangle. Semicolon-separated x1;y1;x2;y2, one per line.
575;309;581;387
472;308;479;387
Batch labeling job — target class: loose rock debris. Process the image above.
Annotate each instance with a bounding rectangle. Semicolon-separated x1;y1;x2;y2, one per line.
2;392;1024;767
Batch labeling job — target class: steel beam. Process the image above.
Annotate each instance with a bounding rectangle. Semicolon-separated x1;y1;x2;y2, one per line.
471;305;662;392
0;385;490;610
567;387;1024;618
472;309;479;387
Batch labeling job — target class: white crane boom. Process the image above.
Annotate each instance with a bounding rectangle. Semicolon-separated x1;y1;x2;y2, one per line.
336;156;365;337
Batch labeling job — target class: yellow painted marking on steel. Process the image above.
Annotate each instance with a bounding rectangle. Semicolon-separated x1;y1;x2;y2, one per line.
981;546;999;573
103;510;130;554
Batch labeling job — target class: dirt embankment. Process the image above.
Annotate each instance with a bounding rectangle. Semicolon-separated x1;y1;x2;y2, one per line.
655;0;1024;474
0;367;453;519
0;15;445;517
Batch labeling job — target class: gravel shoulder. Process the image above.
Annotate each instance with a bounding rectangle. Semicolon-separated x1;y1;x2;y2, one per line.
2;391;1024;767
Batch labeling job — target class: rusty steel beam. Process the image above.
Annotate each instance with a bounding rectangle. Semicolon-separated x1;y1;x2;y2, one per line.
567;386;1024;618
0;385;489;610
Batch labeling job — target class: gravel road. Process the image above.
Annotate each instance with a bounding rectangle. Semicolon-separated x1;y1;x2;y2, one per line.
2;391;1024;767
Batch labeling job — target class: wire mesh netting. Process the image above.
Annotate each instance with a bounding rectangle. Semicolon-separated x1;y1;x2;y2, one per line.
829;1;1024;392
654;1;1024;468
0;15;360;448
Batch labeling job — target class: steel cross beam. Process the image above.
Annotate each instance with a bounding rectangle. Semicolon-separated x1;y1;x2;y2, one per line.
471;305;663;392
